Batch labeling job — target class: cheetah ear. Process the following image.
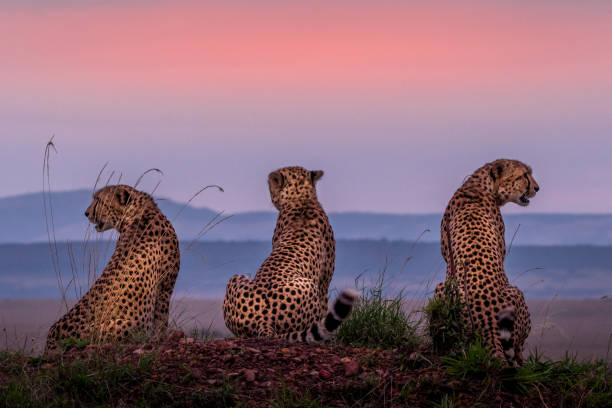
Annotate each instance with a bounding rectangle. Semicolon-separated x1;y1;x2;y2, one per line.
116;189;131;206
489;162;505;182
310;170;324;183
268;171;285;190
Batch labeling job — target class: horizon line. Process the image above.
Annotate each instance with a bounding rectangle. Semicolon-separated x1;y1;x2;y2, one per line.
2;188;612;217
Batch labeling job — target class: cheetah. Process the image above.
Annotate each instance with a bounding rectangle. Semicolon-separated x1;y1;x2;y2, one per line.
435;159;539;365
46;185;180;350
223;166;358;342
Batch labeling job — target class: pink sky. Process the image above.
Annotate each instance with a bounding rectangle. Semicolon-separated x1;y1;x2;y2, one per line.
1;1;612;213
3;2;611;110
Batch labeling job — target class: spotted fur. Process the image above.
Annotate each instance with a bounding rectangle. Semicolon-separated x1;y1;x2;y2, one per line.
45;185;180;351
223;166;357;342
435;159;539;365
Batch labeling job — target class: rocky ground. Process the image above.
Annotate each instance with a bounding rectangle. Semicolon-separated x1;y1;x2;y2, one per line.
3;331;609;407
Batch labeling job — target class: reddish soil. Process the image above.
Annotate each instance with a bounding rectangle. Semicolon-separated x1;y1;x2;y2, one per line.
22;331;563;407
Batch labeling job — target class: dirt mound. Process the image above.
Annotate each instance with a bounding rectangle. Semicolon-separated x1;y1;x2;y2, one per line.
7;331;568;407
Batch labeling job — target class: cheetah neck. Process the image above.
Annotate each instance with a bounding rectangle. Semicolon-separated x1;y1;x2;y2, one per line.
455;167;500;206
273;200;327;245
116;205;160;236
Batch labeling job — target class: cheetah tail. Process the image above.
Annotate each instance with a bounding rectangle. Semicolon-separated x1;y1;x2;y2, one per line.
292;289;360;343
498;306;516;361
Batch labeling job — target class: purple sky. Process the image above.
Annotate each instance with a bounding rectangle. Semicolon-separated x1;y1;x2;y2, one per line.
1;1;612;213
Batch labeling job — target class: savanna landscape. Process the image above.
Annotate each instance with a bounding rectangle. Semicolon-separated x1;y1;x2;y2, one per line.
2;1;612;407
1;183;610;407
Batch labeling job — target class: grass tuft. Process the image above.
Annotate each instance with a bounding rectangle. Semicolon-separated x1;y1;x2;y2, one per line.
439;341;612;407
336;268;421;350
424;279;476;355
441;339;504;381
514;354;612;407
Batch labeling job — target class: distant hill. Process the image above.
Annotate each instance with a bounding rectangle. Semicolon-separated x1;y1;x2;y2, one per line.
2;190;612;245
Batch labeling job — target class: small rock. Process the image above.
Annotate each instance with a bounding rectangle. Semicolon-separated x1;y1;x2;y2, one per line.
280;347;290;354
185;337;195;344
243;369;257;382
245;347;261;354
340;357;352;364
207;379;216;385
319;369;332;380
133;348;144;356
343;360;360;377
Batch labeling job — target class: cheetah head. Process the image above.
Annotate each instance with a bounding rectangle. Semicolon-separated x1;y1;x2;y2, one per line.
268;166;324;210
85;185;147;232
490;159;540;207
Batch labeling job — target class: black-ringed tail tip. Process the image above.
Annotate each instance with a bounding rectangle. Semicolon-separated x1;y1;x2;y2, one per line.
498;306;516;360
291;288;361;344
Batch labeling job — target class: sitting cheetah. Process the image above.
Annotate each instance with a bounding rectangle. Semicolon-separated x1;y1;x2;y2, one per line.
435;159;539;365
46;185;180;350
223;166;358;342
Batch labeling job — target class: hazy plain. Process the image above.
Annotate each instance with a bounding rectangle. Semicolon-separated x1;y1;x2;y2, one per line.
2;298;610;361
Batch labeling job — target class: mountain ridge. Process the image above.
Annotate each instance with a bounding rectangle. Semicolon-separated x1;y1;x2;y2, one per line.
2;190;612;245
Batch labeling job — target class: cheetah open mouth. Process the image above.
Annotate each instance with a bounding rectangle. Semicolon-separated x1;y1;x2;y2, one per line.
519;193;530;205
95;221;106;232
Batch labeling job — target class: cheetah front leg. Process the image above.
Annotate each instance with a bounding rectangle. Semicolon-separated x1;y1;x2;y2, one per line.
471;308;509;363
45;295;96;351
